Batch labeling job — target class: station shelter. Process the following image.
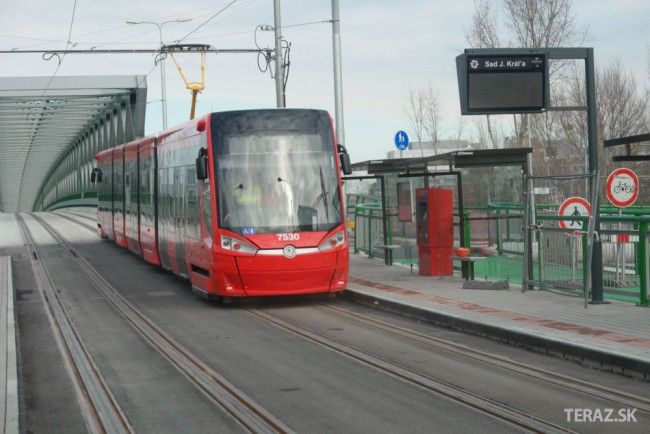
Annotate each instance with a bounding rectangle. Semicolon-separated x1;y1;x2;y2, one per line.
343;148;532;282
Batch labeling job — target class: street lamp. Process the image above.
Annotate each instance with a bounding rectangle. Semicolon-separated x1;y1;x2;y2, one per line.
126;18;192;130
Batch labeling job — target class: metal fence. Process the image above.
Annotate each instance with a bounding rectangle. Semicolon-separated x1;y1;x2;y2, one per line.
345;173;649;306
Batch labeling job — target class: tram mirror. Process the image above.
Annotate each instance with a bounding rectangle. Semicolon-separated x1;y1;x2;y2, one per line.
196;148;208;181
338;144;352;175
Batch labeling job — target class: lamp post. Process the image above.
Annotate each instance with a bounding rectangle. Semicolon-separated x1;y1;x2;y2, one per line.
126;18;192;130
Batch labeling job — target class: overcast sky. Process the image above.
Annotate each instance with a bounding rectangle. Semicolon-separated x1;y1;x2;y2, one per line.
1;0;648;161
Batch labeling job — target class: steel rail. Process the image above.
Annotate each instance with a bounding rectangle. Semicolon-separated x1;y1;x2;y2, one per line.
247;308;576;434
53;210;97;227
16;213;133;434
30;213;293;434
322;304;650;413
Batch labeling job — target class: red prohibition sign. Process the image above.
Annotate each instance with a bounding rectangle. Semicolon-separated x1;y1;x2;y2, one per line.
606;168;639;208
557;196;591;230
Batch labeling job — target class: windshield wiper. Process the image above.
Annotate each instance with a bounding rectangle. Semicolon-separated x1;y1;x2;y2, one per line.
290;168;330;234
318;167;330;222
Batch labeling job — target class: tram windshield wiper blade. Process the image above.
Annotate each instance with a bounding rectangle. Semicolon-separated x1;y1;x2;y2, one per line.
317;167;329;222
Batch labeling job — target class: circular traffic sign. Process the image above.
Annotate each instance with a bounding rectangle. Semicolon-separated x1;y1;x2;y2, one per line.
394;130;409;151
606;168;639;208
557;197;591;230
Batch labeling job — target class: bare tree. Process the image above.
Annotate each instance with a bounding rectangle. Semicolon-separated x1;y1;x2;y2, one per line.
404;87;425;146
422;86;441;153
465;1;501;148
465;0;501;49
466;0;585;150
404;85;442;153
556;60;648;200
597;60;648;141
472;116;503;149
452;115;468;142
503;0;580;48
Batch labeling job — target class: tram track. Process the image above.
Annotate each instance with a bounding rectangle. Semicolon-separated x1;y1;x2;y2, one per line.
247;308;577;434
53;211;97;232
16;213;134;434
320;303;650;414
50;210;648;431
58;209;97;223
27;212;293;434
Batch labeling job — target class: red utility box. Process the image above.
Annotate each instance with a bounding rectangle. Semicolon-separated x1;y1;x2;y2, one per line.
416;188;454;276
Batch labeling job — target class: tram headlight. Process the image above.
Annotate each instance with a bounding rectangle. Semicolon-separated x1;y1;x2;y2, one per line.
318;231;345;251
220;235;258;254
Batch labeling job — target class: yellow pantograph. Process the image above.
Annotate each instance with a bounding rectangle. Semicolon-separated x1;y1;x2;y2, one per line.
169;51;206;120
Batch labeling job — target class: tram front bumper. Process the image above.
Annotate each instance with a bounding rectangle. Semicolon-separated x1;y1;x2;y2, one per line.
229;249;348;296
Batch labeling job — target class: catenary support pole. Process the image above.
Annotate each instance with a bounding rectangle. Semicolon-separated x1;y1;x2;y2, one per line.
331;0;346;147
157;26;168;129
585;48;604;303
273;0;285;108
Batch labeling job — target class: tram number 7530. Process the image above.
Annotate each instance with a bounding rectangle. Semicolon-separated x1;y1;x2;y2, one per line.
277;233;300;242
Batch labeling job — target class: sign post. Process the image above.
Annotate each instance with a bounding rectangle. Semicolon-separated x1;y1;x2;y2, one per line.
456;47;603;304
606;168;639;284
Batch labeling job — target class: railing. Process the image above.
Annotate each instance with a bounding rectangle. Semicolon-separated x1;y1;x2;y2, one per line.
352;202;390;258
350;199;649;305
532;214;648;306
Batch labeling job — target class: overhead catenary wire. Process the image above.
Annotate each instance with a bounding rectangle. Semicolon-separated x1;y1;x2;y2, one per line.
16;0;78;211
7;0;249;51
177;0;241;43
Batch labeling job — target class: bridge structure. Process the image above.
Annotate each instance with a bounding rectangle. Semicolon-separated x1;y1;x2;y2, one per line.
0;75;146;212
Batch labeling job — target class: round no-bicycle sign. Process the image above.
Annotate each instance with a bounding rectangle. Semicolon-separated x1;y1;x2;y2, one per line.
558;196;591;230
606;168;639;208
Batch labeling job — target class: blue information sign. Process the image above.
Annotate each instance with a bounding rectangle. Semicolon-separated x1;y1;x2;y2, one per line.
394;130;409;151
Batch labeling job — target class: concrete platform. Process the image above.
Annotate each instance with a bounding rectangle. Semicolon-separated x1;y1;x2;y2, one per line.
345;255;650;378
1;255;19;434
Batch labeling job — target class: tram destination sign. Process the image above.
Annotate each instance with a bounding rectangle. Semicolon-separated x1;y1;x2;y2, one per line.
456;51;548;115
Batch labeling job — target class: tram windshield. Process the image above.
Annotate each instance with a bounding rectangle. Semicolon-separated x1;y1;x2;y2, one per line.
212;110;342;235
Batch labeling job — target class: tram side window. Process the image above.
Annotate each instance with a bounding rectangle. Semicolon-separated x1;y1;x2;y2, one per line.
167;166;174;230
185;164;198;239
202;182;212;238
130;163;138;213
159;167;168;231
125;173;131;214
139;157;147;224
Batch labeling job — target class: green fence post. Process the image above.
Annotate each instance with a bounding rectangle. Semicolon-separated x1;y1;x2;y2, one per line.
463;211;472;277
505;208;510;241
538;231;544;290
638;221;648;307
463;211;471;248
582;232;589;298
495;206;502;255
368;209;373;258
354;211;359;254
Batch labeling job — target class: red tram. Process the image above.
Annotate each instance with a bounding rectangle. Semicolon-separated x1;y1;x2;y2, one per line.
93;109;352;300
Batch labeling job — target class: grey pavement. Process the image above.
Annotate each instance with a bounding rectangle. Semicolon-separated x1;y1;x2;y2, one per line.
348;254;650;365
